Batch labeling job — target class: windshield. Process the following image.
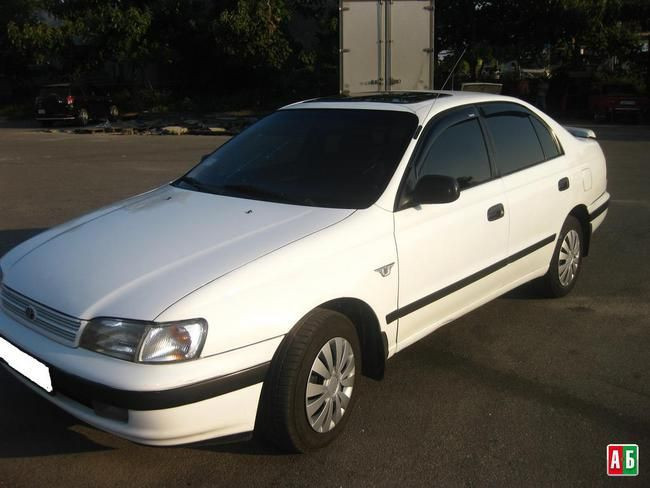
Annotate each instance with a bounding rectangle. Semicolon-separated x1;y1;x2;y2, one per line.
174;108;418;209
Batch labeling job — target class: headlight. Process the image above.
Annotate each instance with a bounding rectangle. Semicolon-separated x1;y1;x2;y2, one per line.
80;317;207;363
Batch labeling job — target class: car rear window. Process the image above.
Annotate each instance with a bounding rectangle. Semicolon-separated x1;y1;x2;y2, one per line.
39;86;70;98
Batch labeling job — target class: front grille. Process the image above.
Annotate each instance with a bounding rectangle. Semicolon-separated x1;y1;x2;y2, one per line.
1;286;82;345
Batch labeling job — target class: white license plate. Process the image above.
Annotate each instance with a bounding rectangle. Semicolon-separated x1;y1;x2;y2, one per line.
0;337;52;392
620;100;636;106
38;109;46;114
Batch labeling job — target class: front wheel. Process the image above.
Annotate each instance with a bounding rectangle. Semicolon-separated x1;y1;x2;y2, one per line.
257;308;361;452
541;216;583;297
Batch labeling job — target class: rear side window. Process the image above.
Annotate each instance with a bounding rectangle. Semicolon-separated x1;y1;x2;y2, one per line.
483;112;544;175
418;118;491;189
530;116;562;160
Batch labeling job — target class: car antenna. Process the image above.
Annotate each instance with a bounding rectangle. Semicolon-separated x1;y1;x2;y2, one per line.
414;45;468;139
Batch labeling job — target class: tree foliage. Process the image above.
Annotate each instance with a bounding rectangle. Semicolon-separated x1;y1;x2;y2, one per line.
436;0;646;83
7;1;152;74
0;0;646;102
213;0;292;70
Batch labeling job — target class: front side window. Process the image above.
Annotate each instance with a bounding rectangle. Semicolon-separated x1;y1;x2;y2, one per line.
175;109;418;209
417;118;491;190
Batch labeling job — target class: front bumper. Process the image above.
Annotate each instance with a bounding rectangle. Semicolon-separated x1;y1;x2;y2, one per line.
0;306;282;446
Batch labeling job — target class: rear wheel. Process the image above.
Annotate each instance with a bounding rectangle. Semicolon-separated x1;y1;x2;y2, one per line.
39;120;53;128
257;308;361;452
76;108;89;126
108;105;119;121
542;216;583;297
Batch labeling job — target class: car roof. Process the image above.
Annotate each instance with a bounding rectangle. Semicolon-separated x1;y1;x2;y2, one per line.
309;92;452;104
282;90;528;121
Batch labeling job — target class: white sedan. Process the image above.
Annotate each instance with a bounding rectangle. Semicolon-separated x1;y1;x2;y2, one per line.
0;91;609;452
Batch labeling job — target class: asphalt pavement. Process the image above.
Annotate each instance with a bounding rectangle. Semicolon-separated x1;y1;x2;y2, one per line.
0;123;648;487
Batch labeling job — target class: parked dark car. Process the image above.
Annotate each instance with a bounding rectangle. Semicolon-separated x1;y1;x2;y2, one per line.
589;83;648;123
35;83;119;126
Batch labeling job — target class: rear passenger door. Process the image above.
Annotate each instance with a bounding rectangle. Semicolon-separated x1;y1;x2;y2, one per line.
393;106;509;349
479;102;570;276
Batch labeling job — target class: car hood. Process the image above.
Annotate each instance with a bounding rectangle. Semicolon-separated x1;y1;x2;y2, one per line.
4;186;354;320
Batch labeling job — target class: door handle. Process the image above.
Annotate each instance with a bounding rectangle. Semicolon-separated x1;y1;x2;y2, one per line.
487;203;505;221
558;177;570;191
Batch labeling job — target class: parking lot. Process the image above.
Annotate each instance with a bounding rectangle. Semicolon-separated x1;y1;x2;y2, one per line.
0;124;648;487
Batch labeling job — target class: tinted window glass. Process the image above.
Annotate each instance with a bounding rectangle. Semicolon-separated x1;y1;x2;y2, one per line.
484;113;544;175
418;118;491;189
175;109;418;209
530;116;561;160
39;86;70;98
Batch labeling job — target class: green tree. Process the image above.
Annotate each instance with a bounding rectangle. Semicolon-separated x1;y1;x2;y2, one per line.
436;0;645;82
7;0;152;78
0;0;44;78
213;0;292;71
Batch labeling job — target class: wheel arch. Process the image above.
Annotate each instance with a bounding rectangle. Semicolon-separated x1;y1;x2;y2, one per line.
318;298;387;381
568;204;591;256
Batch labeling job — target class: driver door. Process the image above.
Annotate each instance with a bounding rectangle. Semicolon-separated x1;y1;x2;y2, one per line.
392;105;509;349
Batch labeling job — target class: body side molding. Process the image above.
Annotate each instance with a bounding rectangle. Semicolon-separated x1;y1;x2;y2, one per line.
589;199;609;222
386;234;556;324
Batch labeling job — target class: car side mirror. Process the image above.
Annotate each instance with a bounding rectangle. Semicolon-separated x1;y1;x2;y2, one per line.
412;175;460;205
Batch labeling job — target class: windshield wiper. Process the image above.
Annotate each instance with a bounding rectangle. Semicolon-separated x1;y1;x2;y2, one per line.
177;178;300;204
176;175;214;193
223;183;297;204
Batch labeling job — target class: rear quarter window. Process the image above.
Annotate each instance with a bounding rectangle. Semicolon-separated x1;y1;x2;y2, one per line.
530;116;562;160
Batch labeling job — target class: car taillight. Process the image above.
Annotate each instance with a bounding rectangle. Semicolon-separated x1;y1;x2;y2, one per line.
66;95;75;105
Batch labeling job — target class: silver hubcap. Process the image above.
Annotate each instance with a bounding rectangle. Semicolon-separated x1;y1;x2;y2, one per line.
558;229;580;287
305;337;355;433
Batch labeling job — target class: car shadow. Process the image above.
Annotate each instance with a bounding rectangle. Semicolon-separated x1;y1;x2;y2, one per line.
0;368;112;458
499;278;548;300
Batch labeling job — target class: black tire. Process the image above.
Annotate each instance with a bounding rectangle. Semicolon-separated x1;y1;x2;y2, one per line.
541;216;584;298
108;105;119;121
256;308;361;453
39;120;53;128
76;108;89;126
